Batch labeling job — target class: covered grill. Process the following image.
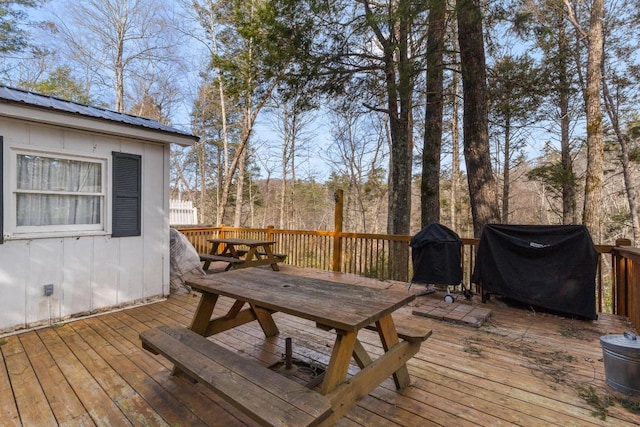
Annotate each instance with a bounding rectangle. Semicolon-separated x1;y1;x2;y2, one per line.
410;223;469;300
472;224;598;320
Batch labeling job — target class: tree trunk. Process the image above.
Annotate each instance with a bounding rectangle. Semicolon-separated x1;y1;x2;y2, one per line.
421;0;446;228
279;129;288;229
502;121;510;223
451;78;461;232
279;103;291;229
360;0;415;236
581;0;605;243
386;5;414;235
602;62;640;244
197;140;207;223
450;25;461;232
457;0;500;237
233;145;247;227
217;112;250;225
557;16;577;224
290;124;297;229
115;27;125;113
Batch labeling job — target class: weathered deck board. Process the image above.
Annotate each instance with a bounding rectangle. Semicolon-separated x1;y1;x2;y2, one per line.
17;331;92;426
0;338;20;427
2;333;57;426
89;308;258;426
36;326;130;426
1;265;639;426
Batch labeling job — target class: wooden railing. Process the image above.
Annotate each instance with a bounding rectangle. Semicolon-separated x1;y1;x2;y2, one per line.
611;243;640;331
175;225;638;328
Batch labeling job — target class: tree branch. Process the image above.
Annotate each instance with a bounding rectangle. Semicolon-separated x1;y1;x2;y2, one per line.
563;0;588;39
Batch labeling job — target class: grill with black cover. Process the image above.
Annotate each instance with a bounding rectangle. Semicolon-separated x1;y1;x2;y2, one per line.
472;224;598;320
410;222;463;286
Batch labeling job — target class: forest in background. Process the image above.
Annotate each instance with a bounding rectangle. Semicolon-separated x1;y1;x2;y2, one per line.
1;0;639;244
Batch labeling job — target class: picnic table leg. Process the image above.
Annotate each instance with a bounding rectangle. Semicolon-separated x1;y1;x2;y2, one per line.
190;293;219;336
376;315;411;389
320;339;419;426
225;300;245;319
320;330;357;395
250;304;279;337
226;244;240;257
262;244;280;271
203;242;222;270
352;339;373;368
171;292;219;378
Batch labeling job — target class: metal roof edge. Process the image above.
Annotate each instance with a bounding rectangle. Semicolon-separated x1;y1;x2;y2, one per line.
0;85;199;144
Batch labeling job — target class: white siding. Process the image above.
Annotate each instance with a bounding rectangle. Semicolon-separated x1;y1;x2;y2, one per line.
91;236;120;309
25;239;64;325
0;117;171;333
0;241;28;328
143;143;170;297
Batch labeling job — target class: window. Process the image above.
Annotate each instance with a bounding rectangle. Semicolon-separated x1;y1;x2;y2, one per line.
10;148;107;236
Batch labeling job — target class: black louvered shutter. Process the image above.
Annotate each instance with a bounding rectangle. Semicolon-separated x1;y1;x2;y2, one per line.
0;136;3;244
112;152;141;237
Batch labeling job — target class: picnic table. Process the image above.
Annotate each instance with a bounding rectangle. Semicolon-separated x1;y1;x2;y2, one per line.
199;237;284;271
140;269;432;426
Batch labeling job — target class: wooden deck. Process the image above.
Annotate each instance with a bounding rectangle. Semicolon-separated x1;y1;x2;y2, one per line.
2;265;639;426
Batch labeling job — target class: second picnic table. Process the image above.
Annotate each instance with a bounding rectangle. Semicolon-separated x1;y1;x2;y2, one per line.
200;237;283;271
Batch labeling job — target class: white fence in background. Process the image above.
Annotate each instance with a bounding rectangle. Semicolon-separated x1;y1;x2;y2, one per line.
170;199;198;225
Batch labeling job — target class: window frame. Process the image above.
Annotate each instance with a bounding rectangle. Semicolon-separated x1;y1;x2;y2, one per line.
7;146;109;239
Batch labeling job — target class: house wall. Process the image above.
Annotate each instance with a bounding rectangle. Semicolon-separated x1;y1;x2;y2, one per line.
0;116;170;333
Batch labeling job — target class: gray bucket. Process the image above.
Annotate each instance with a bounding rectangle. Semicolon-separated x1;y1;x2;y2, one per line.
600;332;640;396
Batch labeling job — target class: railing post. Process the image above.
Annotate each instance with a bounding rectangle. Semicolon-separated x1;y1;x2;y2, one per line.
267;225;274;241
332;189;344;272
614;238;631;317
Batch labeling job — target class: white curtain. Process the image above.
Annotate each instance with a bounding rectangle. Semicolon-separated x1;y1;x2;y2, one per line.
16;155;102;226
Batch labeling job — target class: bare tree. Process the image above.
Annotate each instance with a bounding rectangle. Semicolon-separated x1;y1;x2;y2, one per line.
49;0;174;112
509;0;581;225
326;101;388;233
265;96;315;229
487;54;544;223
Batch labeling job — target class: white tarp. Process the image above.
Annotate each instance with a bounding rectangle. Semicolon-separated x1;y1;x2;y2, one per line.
169;228;205;294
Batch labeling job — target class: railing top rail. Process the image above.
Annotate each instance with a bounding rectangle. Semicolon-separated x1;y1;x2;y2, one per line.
338;232;410;241
177;227;618;252
269;229;334;237
613;245;640;262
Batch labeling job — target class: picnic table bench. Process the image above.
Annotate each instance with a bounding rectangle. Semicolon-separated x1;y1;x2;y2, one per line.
364;312;433;342
235;249;287;262
198;253;243;271
317;312;433;343
140;326;331;427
